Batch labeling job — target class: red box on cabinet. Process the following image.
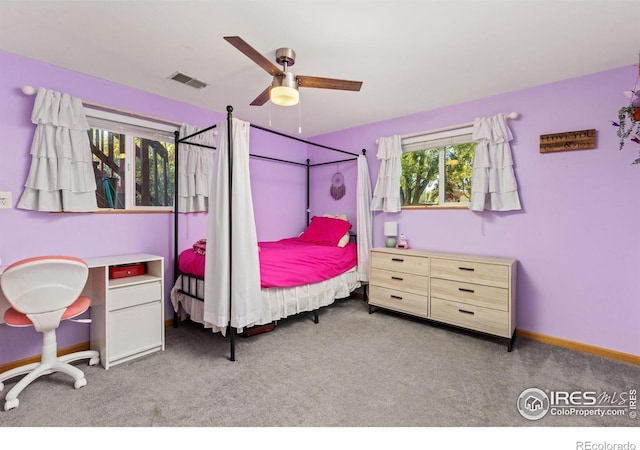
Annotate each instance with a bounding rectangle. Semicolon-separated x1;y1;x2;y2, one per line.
109;263;146;279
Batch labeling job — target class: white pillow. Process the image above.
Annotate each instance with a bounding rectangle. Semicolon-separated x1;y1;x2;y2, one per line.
323;214;350;247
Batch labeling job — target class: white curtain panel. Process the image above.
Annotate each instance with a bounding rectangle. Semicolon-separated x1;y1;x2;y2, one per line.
356;154;373;282
203;118;261;334
17;88;97;212
370;135;402;213
469;114;522;212
177;123;216;212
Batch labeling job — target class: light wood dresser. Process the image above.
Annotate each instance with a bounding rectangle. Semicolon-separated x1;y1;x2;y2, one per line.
369;247;517;351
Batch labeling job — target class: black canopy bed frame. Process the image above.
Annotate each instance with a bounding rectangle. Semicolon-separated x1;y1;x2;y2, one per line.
172;105;365;361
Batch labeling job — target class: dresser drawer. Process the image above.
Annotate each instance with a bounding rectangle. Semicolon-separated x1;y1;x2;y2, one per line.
370;268;428;296
431;258;509;288
371;251;429;276
430;278;508;311
430;298;510;337
369;285;429;317
108;281;162;311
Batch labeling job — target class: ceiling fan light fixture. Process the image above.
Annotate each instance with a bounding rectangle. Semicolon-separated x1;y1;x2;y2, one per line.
224;37;362;108
270;71;299;106
270;86;299;106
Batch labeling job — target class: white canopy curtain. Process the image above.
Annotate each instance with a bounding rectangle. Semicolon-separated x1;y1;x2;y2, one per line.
370;135;402;213
469;114;522;211
356;154;373;282
177;123;216;212
17;88;97;212
203;118;261;335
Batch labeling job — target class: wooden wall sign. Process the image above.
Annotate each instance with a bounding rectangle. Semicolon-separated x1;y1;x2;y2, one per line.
539;129;596;153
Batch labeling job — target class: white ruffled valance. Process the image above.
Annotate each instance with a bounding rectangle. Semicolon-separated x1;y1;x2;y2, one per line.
17;88;97;212
469;115;521;212
370;135;402;213
177;123;216;213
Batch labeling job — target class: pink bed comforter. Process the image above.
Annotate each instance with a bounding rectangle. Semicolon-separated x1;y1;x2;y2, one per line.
178;238;357;289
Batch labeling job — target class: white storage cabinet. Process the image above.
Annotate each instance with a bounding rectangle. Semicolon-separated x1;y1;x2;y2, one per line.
83;254;165;369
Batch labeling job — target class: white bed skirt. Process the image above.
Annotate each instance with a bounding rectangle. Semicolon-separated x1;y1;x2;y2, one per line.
170;268;360;331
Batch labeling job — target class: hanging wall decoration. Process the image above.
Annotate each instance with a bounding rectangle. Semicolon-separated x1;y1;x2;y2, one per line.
330;165;346;200
539;129;596;153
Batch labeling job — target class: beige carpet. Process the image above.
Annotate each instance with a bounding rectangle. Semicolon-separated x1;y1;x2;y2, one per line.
1;298;638;430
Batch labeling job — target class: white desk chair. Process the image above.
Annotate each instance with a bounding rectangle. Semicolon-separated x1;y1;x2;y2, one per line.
0;256;100;411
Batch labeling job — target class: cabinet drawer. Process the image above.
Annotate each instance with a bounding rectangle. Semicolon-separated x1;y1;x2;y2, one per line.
371;251;429;276
108;301;162;362
369;285;428;318
430;278;508;311
431;258;509;288
108;281;162;311
370;268;428;296
431;298;510;337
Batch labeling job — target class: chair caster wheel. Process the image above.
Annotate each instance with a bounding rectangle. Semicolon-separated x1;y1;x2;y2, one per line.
89;357;100;366
5;398;19;411
0;382;4;392
74;378;87;389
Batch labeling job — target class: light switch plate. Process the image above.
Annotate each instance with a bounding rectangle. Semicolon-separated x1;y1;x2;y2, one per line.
0;191;13;209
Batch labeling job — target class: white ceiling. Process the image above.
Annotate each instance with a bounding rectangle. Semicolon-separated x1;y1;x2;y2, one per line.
1;0;639;137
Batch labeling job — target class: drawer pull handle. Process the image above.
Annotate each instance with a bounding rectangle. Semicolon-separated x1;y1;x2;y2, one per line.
391;258;404;262
391;276;404;281
390;295;403;300
458;309;475;315
459;267;475;271
458;288;475;293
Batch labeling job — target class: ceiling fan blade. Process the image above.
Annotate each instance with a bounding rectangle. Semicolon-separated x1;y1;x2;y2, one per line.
250;86;271;106
224;36;284;77
297;75;362;91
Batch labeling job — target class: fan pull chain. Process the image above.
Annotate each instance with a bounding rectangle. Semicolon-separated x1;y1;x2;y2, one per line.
268;99;272;127
298;97;302;134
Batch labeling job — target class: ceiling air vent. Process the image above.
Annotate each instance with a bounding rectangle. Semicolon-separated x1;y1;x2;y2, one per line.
170;71;208;89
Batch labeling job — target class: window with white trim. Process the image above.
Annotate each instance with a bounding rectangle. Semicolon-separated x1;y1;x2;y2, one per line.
85;109;177;210
400;126;475;207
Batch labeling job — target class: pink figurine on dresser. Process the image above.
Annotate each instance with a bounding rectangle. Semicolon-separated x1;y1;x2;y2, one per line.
396;233;410;249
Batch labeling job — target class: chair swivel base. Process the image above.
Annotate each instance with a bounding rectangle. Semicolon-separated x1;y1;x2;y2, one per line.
0;350;100;411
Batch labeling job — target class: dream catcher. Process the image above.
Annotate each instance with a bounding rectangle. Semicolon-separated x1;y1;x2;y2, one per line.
330;164;346;200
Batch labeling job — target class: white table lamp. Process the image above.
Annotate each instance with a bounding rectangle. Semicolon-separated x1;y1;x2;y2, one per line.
384;222;398;248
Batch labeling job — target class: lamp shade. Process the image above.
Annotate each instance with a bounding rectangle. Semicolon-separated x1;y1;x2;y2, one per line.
383;222;398;237
270;86;299;106
270;71;299;106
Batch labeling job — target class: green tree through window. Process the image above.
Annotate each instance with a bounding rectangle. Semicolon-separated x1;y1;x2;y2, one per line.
401;141;475;207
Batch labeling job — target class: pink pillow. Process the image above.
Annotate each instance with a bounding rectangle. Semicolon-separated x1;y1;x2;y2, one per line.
299;216;352;246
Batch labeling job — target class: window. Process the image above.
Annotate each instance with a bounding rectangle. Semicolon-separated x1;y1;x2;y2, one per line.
400;127;476;207
85;110;177;210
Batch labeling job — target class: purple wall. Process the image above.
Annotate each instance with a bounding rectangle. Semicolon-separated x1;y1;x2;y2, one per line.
0;50;307;365
1;48;639;365
312;65;640;357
